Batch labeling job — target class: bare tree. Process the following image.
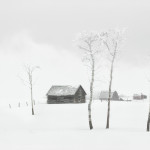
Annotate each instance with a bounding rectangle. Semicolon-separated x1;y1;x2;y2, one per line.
147;95;150;131
19;65;40;115
102;29;125;129
76;31;102;129
145;61;150;132
146;79;150;131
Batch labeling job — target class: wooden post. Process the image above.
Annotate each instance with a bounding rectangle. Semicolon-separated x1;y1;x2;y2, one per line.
18;102;20;107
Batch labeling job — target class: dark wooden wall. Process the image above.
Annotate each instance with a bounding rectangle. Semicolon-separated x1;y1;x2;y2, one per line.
47;95;74;104
47;86;86;104
74;86;86;103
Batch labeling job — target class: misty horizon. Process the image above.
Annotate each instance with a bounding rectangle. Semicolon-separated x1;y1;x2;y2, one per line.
0;0;150;104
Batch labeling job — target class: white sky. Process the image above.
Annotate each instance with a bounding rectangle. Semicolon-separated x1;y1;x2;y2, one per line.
0;0;150;104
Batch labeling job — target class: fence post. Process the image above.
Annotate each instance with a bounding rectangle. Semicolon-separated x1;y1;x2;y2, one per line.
9;104;11;109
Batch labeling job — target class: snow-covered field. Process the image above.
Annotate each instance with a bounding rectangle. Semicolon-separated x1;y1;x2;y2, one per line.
0;100;150;150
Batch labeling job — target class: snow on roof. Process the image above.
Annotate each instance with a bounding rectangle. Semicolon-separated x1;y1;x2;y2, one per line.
47;85;80;96
99;91;115;99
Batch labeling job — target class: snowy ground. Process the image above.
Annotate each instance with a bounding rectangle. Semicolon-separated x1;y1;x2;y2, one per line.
0;100;150;150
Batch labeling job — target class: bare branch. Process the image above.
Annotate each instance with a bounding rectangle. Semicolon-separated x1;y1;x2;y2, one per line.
78;45;90;52
18;75;30;88
103;41;114;56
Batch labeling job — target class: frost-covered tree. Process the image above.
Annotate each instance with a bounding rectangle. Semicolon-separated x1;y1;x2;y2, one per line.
20;65;40;115
76;31;102;129
102;29;125;129
147;96;150;131
145;64;150;131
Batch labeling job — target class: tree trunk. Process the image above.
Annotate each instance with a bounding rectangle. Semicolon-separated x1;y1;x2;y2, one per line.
106;71;112;129
147;114;150;131
31;85;34;115
106;98;111;128
88;103;93;129
147;104;150;131
106;55;115;129
32;107;34;115
88;54;94;130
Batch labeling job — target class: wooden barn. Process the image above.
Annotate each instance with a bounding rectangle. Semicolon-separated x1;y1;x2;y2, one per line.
47;85;86;104
133;93;147;100
99;91;120;101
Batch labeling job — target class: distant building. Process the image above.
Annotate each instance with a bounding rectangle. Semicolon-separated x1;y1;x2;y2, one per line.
119;95;133;101
133;93;147;100
141;94;147;99
119;95;132;101
99;91;120;101
47;85;86;104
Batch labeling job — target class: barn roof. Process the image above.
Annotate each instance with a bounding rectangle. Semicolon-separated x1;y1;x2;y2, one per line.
47;85;86;96
99;91;116;99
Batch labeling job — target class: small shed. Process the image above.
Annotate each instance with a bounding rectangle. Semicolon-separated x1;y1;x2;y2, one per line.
47;85;86;104
99;91;119;101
